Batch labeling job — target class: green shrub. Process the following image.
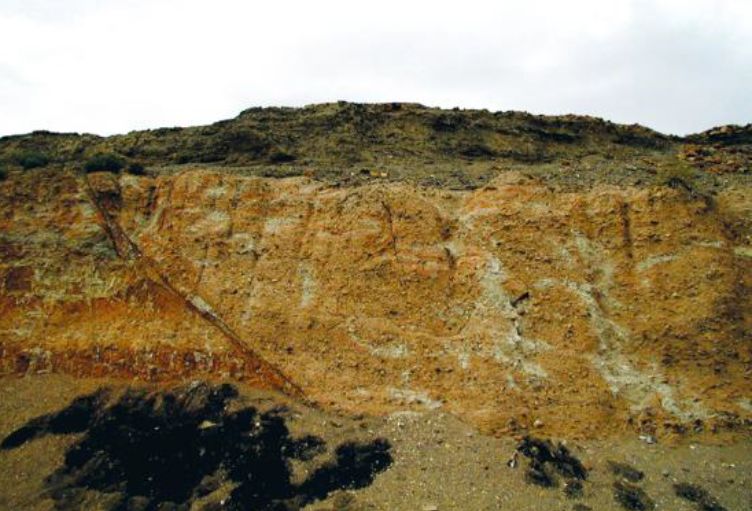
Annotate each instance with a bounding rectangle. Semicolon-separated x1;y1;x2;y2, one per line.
458;142;496;158
658;158;696;188
85;153;124;173
15;151;50;169
126;162;146;175
267;148;296;163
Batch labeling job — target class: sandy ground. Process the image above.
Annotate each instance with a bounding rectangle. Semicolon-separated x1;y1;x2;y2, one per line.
0;374;750;511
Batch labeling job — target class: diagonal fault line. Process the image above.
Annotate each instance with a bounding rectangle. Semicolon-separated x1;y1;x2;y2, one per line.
82;174;309;403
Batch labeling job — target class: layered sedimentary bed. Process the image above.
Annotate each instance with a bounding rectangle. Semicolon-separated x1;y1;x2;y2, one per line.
2;156;750;439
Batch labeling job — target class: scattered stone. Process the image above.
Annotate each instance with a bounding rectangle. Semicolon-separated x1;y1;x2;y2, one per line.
422;505;439;511
638;434;657;445
613;480;655;510
608;460;645;482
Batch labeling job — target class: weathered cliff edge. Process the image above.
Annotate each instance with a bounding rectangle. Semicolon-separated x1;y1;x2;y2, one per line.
2;167;750;440
1;103;751;440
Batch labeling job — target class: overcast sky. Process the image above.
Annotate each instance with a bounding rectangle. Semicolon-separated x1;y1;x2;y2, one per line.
1;0;750;137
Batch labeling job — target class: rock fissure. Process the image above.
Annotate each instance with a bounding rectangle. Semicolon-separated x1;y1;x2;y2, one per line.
82;173;307;401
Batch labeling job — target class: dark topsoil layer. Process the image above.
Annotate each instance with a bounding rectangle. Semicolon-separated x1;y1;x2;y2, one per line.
1;102;750;192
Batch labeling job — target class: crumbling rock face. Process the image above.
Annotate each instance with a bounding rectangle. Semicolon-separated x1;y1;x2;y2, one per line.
1;167;750;439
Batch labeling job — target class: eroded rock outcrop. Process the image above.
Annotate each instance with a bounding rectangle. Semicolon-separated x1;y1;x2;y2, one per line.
1;166;750;439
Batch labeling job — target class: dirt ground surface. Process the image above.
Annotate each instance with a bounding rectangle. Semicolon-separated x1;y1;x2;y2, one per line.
0;375;750;511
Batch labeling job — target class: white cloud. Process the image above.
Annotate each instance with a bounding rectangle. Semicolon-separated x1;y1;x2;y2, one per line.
0;0;750;136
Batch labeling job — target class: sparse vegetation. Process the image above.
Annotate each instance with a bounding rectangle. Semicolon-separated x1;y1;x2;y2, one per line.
0;103;748;191
84;153;125;173
267;148;296;163
657;158;697;188
15;150;50;169
458;142;497;159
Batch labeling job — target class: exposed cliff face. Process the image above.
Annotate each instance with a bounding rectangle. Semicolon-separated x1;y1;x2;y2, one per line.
2;159;750;439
